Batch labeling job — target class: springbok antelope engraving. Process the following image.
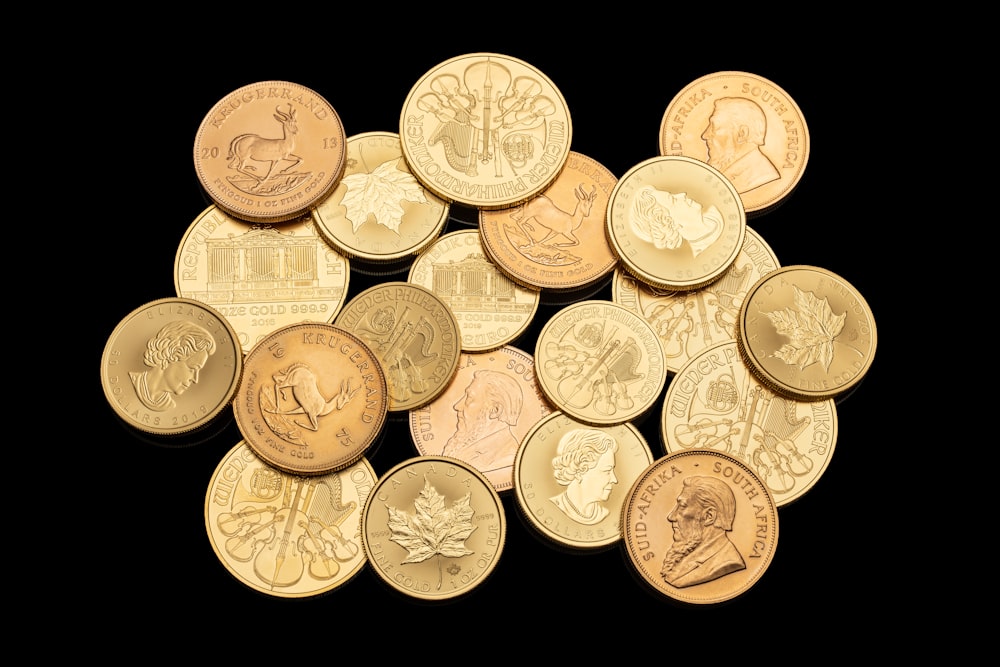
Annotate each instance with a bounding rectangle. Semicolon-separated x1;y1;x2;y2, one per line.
228;104;302;185
509;184;598;248
267;363;358;431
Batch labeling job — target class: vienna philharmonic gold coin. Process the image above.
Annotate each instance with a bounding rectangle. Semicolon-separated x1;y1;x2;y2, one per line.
660;341;837;506
193;80;347;223
205;441;376;599
174;205;351;354
399;52;572;210
620;449;779;605
334;282;461;412
607;155;746;292
233;322;388;476
534;300;667;426
658;71;809;216
409;345;554;493
737;265;877;402
101;297;243;437
312;131;449;262
361;455;506;602
479;151;618;291
407;229;539;352
513;412;654;551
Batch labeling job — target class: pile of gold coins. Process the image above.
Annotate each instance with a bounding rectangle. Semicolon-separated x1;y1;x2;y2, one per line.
101;54;876;605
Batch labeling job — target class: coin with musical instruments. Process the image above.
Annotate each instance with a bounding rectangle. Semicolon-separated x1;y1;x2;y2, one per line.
534;300;667;426
193;80;347;223
101;297;243;438
611;225;779;374
399;52;572;210
205;441;376;599
660;341;837;506
620;449;779;605
233;322;388;476
312;131;449;263
334;282;461;412
658;71;809;217
737;265;877;402
361;455;506;602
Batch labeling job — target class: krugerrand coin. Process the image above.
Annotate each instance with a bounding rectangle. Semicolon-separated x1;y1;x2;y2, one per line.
361;455;506;602
513;411;654;552
233;322;388;476
334;282;461;412
658;71;809;216
611;225;779;374
737;265;877;402
205;441;376;599
660;341;837;506
399;52;572;210
607;155;746;292
620;449;779;605
479;151;618;291
312;131;449;263
174;205;350;354
409;345;554;493
535;300;667;426
407;229;540;352
101;297;243;437
193;80;347;223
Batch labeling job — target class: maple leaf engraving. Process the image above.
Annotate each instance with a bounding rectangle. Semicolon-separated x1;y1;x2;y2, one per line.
340;159;429;234
764;285;845;371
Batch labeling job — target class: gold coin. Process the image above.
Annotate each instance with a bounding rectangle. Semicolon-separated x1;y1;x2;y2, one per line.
233;322;388;475
513;411;654;551
312;132;449;262
478;151;618;291
407;229;540;352
611;225;779;374
101;297;243;437
409;345;554;493
399;52;572;210
204;441;376;598
658;71;809;216
620;449;779;605
606;155;746;292
660;341;837;506
534;300;667;426
334;282;461;412
174;205;351;354
193;80;347;223
361;455;506;602
737;265;877;402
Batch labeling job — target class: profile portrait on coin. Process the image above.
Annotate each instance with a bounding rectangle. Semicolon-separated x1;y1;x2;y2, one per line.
629;185;724;258
441;369;524;470
549;428;619;525
129;320;217;411
660;475;746;588
701;97;780;194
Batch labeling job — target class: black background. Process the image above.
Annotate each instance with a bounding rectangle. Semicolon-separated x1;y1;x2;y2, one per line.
88;37;891;640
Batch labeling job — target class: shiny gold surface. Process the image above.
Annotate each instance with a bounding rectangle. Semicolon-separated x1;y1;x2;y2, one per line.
101;297;243;437
361;455;506;602
233;322;387;475
409;345;554;493
660;341;837;506
513;412;654;551
620;449;779;605
312;132;449;262
193;80;347;223
399;53;572;210
658;71;809;216
205;442;375;598
174;205;350;354
408;229;540;352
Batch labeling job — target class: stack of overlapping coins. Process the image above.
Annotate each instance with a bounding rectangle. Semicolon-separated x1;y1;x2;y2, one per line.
100;55;876;606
